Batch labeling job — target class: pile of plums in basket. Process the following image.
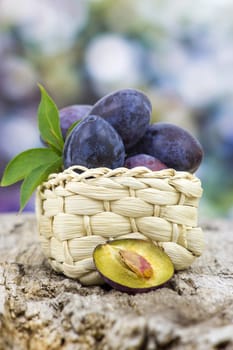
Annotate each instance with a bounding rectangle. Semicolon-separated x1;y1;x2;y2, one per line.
61;88;203;173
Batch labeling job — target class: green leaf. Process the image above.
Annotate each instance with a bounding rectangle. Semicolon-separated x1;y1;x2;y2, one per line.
20;158;62;211
1;148;62;187
38;84;64;152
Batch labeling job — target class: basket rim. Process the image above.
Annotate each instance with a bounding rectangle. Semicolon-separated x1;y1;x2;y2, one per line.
38;165;202;192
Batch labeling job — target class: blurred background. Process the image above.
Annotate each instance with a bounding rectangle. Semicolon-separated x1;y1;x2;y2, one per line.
0;0;233;218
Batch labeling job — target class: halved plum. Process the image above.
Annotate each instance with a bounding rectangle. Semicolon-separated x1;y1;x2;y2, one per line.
93;239;174;293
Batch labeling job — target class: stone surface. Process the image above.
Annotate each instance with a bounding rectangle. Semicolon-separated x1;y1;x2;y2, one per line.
0;213;233;350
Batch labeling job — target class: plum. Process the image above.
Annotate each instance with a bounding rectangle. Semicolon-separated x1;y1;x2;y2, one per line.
130;123;203;173
59;104;92;139
124;154;168;171
63;114;125;170
93;239;174;294
88;88;151;149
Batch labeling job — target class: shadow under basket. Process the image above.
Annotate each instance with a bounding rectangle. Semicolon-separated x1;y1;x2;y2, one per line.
36;166;204;285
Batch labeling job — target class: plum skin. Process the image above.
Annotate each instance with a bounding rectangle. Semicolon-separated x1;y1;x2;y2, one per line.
59;104;92;139
124;154;168;171
129;122;204;173
63;114;125;170
97;273;172;294
88;88;152;149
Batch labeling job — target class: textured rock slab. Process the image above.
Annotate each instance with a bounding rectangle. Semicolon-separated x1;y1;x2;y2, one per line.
0;214;233;350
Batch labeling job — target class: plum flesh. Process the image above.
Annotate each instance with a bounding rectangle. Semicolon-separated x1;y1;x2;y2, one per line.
93;239;174;294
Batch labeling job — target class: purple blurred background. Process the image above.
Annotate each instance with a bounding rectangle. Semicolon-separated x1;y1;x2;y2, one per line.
1;0;233;217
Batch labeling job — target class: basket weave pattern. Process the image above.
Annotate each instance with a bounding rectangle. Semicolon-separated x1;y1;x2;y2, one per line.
36;166;204;285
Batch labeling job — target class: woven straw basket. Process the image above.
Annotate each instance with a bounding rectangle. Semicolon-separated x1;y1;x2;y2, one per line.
36;166;204;285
